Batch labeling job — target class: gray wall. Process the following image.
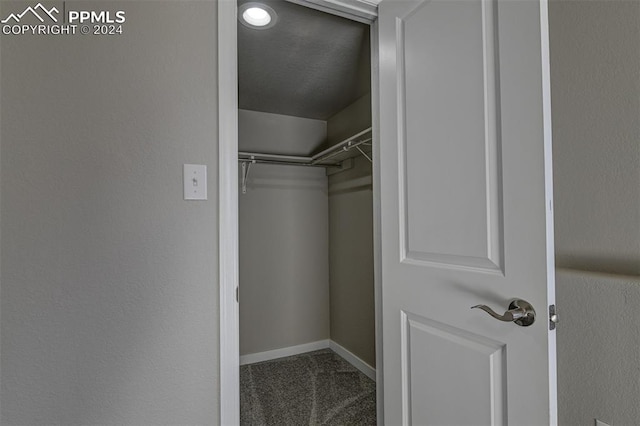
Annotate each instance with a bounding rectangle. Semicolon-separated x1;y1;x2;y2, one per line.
556;269;640;425
239;111;330;355
549;1;640;424
325;93;372;148
550;0;640;276
327;98;375;367
329;156;375;367
239;109;326;155
0;2;219;425
238;106;377;366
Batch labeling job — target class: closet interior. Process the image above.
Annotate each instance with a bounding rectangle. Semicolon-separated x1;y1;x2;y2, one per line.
237;0;376;415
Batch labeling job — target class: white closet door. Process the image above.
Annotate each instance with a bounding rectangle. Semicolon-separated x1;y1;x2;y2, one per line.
377;0;557;424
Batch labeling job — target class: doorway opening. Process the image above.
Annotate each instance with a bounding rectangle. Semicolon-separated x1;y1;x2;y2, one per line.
235;0;379;423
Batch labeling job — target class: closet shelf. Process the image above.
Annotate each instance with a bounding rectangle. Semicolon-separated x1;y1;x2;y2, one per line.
238;127;372;168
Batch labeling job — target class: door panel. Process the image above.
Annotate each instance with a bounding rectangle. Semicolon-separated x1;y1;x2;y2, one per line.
378;0;556;424
400;0;503;272
403;313;506;425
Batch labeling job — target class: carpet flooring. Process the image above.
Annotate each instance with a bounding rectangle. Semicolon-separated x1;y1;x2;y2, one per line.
240;349;377;425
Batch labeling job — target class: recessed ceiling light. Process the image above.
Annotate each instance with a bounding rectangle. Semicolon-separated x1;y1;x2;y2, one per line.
239;3;277;30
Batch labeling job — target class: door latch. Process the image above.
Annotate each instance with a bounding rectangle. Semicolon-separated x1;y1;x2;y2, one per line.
549;304;558;330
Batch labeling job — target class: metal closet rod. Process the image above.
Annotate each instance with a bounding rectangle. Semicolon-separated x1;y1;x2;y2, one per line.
238;126;373;168
309;127;372;163
236;158;329;168
237;138;371;167
311;137;372;165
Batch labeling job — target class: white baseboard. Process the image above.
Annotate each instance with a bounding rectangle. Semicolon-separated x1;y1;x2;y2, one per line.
240;340;330;365
329;340;376;382
240;339;377;383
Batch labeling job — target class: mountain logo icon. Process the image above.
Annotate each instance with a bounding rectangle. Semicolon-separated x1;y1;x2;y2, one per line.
1;3;59;24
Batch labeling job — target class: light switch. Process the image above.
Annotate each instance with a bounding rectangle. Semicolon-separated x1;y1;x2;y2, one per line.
183;164;207;200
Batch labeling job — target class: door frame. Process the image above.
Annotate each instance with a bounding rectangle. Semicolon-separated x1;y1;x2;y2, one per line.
218;1;383;424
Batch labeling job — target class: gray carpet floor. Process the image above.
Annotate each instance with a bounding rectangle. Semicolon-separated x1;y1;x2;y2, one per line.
240;349;377;425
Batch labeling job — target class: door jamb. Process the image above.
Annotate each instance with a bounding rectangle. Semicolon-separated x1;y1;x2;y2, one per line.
369;15;383;424
218;1;382;424
218;1;240;425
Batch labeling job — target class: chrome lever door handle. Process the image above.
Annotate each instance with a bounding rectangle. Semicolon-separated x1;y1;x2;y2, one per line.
471;299;536;327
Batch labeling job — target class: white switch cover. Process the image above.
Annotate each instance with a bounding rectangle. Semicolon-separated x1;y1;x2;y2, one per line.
595;420;611;426
183;164;207;200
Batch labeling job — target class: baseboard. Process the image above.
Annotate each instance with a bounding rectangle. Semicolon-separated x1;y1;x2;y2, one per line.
329;340;376;382
239;340;330;365
240;339;377;383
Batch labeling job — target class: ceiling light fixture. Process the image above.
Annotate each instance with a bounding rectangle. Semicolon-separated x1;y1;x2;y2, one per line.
239;3;277;29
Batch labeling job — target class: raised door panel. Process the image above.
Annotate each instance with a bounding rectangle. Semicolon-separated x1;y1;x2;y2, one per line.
402;313;506;425
398;0;504;273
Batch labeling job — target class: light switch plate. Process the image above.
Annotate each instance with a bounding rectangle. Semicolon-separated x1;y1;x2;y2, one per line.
183;164;207;200
595;420;611;426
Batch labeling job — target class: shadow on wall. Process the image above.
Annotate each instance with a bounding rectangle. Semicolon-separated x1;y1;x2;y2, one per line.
555;255;640;278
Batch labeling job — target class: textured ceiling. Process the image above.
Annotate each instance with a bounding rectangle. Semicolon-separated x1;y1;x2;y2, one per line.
238;0;371;120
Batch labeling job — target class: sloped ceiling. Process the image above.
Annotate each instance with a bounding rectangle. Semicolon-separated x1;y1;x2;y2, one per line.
238;0;371;120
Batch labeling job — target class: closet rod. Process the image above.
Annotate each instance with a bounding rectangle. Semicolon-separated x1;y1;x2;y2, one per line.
238;152;311;163
310;127;372;160
311;137;372;165
237;158;331;168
